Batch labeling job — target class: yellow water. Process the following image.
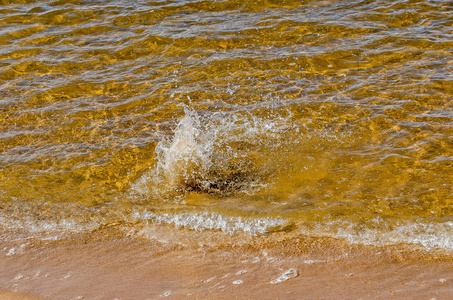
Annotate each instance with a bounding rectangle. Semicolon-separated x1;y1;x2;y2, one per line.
0;0;452;249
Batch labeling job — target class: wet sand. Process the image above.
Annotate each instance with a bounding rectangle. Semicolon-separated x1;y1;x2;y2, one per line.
1;227;453;299
0;291;43;300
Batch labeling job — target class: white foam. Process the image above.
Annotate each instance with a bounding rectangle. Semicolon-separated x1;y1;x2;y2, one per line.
304;219;453;250
6;248;16;256
270;268;298;284
0;215;100;233
0;210;102;240
134;210;287;235
14;274;24;280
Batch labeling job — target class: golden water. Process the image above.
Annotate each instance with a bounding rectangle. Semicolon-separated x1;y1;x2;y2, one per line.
0;0;452;249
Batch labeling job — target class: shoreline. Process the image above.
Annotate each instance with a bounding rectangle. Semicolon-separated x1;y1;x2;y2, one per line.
0;291;43;300
2;226;453;299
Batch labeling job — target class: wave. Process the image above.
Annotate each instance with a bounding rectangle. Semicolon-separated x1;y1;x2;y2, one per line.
133;210;289;235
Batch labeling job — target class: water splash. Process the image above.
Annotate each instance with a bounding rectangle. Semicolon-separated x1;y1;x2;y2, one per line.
132;106;291;197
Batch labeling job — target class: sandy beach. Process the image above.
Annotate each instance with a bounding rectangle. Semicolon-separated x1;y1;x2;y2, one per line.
1;226;453;300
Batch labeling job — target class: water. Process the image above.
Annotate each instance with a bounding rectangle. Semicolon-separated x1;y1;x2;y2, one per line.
0;0;452;251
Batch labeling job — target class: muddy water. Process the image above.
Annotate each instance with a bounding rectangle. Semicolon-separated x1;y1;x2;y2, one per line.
0;0;452;251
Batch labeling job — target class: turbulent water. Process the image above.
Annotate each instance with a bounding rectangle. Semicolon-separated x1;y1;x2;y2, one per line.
0;0;452;250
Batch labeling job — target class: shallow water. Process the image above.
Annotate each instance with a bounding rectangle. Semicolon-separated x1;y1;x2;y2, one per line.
0;0;452;250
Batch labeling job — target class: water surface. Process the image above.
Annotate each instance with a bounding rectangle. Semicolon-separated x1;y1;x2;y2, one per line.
0;0;452;250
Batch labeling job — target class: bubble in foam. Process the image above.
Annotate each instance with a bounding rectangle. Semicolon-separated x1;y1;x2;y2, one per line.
6;248;16;256
14;274;24;280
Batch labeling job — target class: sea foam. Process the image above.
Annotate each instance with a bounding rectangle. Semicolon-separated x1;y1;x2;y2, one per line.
133;210;287;235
